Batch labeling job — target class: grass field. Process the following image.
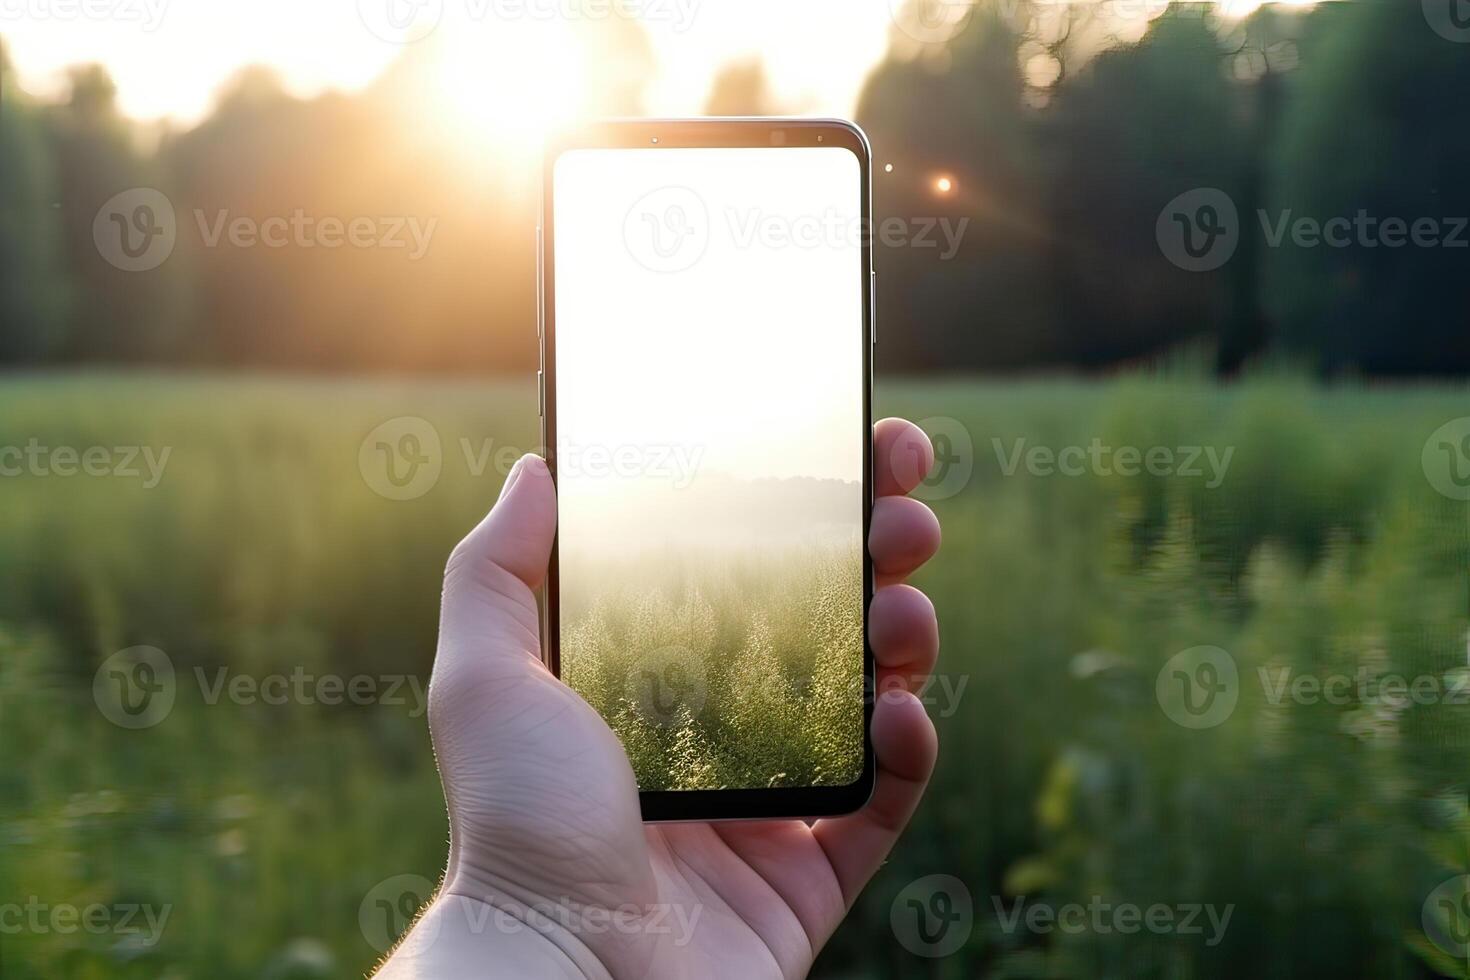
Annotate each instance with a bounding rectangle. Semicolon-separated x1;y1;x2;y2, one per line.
0;372;1467;978
562;541;865;791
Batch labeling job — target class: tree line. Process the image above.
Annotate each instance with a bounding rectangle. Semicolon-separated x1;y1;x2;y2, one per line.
1;1;1466;376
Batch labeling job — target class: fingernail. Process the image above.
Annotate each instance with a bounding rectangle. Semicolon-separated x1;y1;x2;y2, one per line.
497;456;526;502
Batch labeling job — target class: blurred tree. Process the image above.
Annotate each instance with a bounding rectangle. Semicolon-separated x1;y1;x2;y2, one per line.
0;40;72;359
704;59;779;116
63;62;118;120
42;63;190;363
159;17;656;374
164;66;375;368
858;6;1050;372
1211;7;1307;375
575;14;655;118
1038;9;1250;369
1263;1;1470;376
0;1;1461;379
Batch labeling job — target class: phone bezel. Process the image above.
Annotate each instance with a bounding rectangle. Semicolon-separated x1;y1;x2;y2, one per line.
538;118;876;822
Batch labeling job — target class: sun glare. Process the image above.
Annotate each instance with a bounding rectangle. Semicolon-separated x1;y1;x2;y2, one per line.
1217;0;1320;19
432;25;588;164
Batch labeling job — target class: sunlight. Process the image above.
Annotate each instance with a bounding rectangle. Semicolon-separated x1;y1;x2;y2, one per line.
431;24;588;164
1217;0;1320;19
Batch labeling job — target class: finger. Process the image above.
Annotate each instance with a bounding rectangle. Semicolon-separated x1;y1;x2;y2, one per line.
439;454;557;648
692;820;844;975
870;495;941;583
870;585;939;683
875;418;934;498
812;690;937;907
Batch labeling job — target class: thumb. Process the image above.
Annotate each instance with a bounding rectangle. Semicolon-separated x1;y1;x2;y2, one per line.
439;454;557;649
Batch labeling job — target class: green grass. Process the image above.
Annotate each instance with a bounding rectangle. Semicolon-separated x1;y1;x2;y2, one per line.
0;372;1467;978
563;542;865;790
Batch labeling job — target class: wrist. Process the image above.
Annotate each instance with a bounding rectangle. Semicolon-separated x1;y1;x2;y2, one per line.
375;890;608;980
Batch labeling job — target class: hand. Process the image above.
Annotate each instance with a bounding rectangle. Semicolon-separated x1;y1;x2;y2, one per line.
376;419;942;979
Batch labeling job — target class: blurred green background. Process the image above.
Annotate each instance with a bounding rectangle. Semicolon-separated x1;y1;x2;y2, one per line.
1;375;1465;977
2;1;1470;977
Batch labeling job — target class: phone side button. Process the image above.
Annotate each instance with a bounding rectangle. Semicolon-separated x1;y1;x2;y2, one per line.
537;369;544;417
870;270;877;345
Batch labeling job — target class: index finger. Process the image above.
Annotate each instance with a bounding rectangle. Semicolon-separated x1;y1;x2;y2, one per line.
875;417;934;497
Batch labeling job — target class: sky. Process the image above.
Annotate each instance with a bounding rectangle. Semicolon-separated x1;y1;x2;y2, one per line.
1;0;896;124
552;145;866;558
553;146;864;484
0;1;1304;127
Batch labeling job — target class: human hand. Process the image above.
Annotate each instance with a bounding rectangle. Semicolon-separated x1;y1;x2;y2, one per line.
375;419;942;979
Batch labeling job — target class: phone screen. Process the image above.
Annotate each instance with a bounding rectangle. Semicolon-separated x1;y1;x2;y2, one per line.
550;145;867;794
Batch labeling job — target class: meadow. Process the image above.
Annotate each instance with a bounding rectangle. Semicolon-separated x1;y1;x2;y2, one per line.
561;541;865;791
0;372;1467;978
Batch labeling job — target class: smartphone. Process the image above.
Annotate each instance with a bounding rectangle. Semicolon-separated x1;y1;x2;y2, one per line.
539;119;874;822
